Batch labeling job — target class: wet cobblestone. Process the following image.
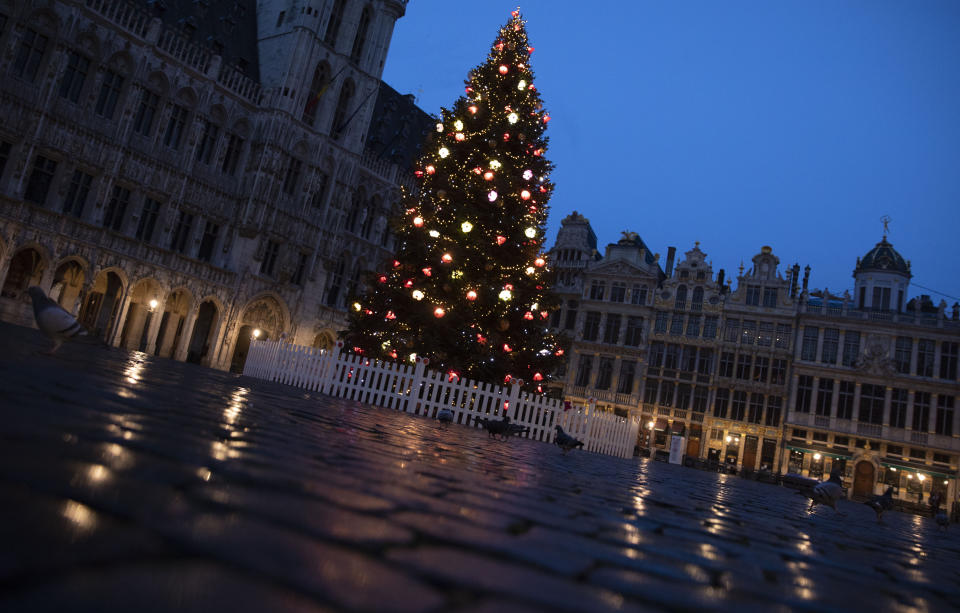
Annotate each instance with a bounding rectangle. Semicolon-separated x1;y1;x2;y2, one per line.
1;322;958;612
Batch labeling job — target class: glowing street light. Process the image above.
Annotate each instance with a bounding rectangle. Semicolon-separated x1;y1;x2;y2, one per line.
813;453;822;461
252;328;261;340
148;299;158;311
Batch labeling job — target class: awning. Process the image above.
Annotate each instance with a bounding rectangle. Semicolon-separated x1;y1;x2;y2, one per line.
671;421;686;434
785;444;851;461
880;462;956;481
654;418;669;431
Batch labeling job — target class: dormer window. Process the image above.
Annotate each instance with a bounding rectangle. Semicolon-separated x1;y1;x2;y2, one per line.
746;285;761;306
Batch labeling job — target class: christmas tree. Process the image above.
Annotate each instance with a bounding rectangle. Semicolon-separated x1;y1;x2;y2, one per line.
342;10;566;391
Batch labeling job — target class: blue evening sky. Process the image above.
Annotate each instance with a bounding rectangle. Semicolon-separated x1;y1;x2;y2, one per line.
382;1;960;303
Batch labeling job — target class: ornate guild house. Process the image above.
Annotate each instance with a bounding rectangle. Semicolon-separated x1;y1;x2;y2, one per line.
0;0;429;371
549;214;960;507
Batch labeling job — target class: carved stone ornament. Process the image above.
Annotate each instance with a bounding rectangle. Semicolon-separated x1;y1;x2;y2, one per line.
855;335;895;376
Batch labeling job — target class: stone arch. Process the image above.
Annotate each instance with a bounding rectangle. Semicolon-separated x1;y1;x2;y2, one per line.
186;295;223;365
1;246;47;300
104;50;134;76
175;87;198;108
75;30;102;60
119;277;164;351
302;61;331;125
209;103;227;125
145;70;171;96
229;293;291;372
78;267;126;341
27;8;61;36
232;118;251;138
51;257;88;311
150;286;193;358
312;329;336;350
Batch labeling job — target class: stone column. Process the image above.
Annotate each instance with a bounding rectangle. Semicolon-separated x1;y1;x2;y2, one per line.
852;383;862;423
158;313;181;358
934;341;943;380
882;386;893;426
928;394;939;434
108;291;133;347
144;306;165;354
905;390;916;432
173;309;199;361
910;338;919;376
815;328;825;363
810;377;820;415
788;373;799;413
122;303;146;350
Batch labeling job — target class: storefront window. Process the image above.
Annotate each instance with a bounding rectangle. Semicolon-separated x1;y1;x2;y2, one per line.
809;454;825;479
788;450;804;474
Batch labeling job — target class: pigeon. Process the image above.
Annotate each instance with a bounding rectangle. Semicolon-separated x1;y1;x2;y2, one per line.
554;425;584;454
437;408;454;424
476;415;512;439
796;470;845;515
27;286;90;354
865;487;895;522
504;422;530;438
935;510;949;531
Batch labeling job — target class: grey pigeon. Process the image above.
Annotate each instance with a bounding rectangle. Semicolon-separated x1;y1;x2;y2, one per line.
476;415;511;439
865;487;895;522
27;286;89;354
554;425;584;454
437;408;454;424
504;422;530;438
796;470;845;515
935;510;949;531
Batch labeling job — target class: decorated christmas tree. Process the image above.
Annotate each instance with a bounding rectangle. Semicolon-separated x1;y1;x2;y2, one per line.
342;10;566;391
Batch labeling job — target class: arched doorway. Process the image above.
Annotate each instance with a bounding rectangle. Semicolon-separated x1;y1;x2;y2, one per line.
312;330;335;350
186;300;219;364
1;248;45;299
119;279;162;351
154;289;192;358
853;460;876;498
51;260;85;311
230;295;286;373
79;270;124;341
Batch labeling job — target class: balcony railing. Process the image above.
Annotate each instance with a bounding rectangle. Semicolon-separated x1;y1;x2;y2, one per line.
785;410;959;452
85;0;151;38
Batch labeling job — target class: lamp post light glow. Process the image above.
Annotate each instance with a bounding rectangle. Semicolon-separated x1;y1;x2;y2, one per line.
148;299;158;311
813;453;822;461
917;474;926;482
252;328;261;340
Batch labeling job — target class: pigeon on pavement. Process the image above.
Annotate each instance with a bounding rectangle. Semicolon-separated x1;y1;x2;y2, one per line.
554;425;584;454
796;470;845;515
504;422;530;438
865;487;895;522
476;415;511;439
27;286;89;354
437;408;454;424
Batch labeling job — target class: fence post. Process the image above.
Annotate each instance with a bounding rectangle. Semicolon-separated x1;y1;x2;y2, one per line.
406;356;428;413
318;341;343;396
505;379;523;418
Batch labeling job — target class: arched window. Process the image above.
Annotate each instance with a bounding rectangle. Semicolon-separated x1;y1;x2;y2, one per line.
675;285;687;310
324;0;346;47
302;63;329;125
351;7;372;62
325;257;346;307
330;80;354;140
692;287;704;311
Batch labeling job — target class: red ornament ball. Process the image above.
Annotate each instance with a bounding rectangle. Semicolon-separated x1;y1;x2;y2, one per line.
498;65;509;74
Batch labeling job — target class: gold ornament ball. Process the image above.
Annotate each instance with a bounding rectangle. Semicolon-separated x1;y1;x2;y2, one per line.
487;139;497;148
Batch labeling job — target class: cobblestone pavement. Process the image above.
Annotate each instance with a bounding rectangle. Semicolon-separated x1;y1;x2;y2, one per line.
1;322;958;612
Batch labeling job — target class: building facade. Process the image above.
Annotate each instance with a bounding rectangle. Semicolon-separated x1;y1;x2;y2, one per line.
0;0;429;371
550;215;960;506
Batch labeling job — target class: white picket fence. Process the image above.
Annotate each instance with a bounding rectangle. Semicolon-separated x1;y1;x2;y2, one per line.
243;340;640;459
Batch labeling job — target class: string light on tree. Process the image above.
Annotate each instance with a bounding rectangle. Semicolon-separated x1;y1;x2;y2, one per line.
342;10;567;392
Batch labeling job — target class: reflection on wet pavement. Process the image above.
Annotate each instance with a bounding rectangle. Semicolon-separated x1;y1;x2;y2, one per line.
0;322;957;612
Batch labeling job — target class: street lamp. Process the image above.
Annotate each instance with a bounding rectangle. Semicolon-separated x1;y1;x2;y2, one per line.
252;328;261;340
646;421;655;457
813;453;822;461
918;474;926;482
148;299;158;311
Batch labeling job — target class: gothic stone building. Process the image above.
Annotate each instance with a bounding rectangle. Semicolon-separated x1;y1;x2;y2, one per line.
550;214;960;505
0;0;430;371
